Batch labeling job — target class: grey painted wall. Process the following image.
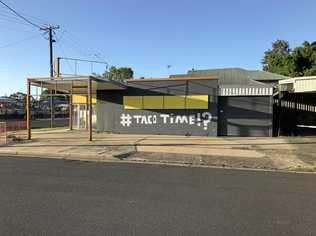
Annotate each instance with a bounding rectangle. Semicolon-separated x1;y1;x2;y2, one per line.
97;79;218;136
97;79;274;137
218;96;273;136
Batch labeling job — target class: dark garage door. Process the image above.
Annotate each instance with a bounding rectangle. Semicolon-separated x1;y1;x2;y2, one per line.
218;96;273;136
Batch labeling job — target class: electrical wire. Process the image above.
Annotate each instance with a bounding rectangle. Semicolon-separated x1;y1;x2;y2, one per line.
0;24;35;34
0;0;43;29
0;17;31;27
0;11;28;21
55;35;76;74
0;11;33;27
0;1;103;65
62;35;91;58
22;12;52;26
0;33;41;49
61;28;108;61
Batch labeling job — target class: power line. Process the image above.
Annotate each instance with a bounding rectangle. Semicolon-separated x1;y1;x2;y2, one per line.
0;22;35;33
61;34;91;58
55;39;76;74
0;0;43;29
0;12;32;27
56;33;108;75
0;8;52;31
22;12;52;26
61;28;108;62
0;1;106;77
0;18;32;28
0;11;27;21
0;33;40;49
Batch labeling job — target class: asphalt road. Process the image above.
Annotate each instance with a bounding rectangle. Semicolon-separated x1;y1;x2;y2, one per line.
0;157;315;236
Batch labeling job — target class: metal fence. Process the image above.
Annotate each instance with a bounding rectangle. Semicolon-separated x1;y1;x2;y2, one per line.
0;122;7;144
0;121;27;145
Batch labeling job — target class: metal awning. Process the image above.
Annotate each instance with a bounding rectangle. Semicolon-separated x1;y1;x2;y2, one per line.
28;75;127;95
279;76;316;93
26;75;127;142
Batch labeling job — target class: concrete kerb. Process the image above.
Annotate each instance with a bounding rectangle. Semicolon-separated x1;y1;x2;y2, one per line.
1;131;316;173
1;153;316;175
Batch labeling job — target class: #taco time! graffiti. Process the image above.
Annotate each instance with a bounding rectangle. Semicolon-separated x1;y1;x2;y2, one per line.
120;112;212;130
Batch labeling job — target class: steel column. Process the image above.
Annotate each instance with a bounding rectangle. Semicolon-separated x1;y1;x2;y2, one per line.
85;96;88;130
277;91;283;136
26;79;31;140
88;78;92;141
69;83;73;131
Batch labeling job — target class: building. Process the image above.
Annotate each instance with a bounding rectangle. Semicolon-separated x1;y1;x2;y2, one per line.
277;76;316;135
96;72;274;137
27;68;287;140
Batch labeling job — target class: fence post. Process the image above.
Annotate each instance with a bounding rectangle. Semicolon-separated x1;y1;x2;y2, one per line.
27;79;31;140
4;122;7;144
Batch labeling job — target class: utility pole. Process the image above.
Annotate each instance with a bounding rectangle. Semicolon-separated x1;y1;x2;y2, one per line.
48;27;54;78
41;25;59;128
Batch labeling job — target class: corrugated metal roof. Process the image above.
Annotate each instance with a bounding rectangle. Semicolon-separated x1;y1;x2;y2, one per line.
189;68;286;85
28;76;127;95
249;70;288;81
171;68;287;87
128;76;217;82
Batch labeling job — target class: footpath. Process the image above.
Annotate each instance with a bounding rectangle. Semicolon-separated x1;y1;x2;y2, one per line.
1;130;316;172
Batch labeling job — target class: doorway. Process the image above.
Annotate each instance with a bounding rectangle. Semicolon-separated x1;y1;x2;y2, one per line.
73;104;87;130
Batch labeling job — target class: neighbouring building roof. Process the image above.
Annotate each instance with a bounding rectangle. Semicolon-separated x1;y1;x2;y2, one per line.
279;76;316;93
171;68;288;86
127;76;217;83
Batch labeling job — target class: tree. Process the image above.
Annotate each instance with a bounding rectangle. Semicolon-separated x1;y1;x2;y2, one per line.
9;92;26;101
291;41;316;76
102;66;133;82
8;92;35;111
262;40;292;76
8;92;29;107
39;89;68;103
262;40;316;77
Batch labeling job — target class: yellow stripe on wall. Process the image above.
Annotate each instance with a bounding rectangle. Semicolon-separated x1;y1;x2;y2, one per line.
73;95;96;104
143;96;164;109
123;96;143;109
186;95;208;109
123;95;209;110
164;96;186;109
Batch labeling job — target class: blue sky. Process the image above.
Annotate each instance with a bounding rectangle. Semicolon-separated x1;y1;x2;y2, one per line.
0;0;315;95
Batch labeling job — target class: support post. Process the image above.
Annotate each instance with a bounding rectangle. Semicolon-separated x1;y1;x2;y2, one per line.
50;86;55;128
88;78;92;141
86;96;88;130
294;94;298;136
55;57;60;78
4;121;7;145
277;91;282;137
26;79;31;140
69;82;73;130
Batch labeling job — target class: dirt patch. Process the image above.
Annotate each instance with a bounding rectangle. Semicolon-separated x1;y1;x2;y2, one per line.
124;152;277;170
